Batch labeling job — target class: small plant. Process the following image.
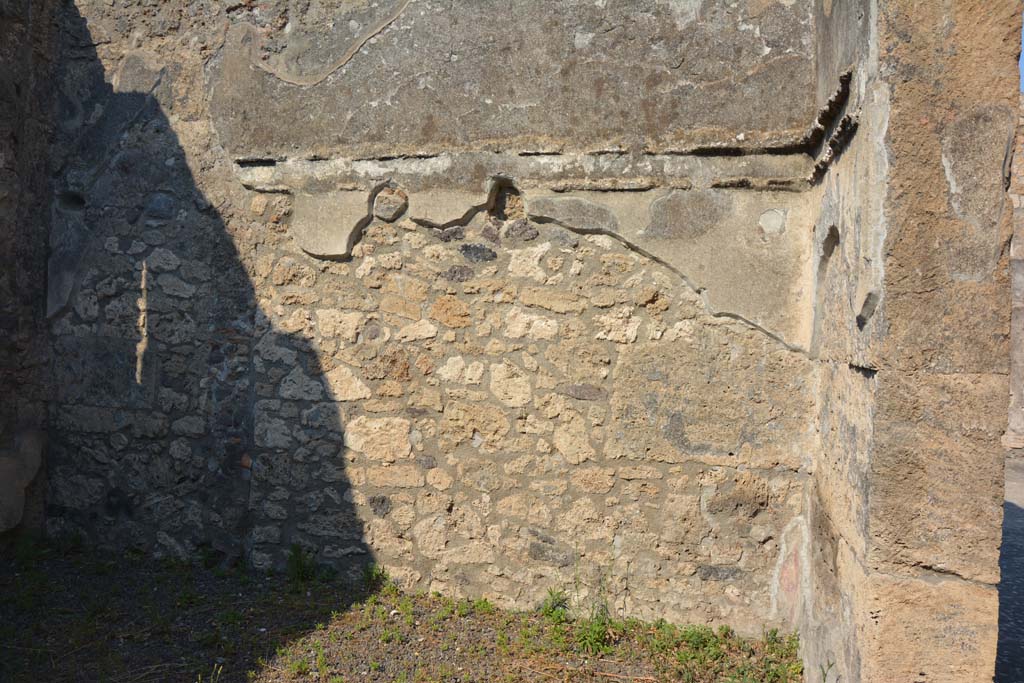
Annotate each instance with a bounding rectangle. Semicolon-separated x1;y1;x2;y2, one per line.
195;664;223;683
472;597;494;614
398;596;415;626
313;641;328;676
574;601;615;655
287;658;310;676
363;563;389;591
539;588;570;624
496;630;511;655
286;544;317;585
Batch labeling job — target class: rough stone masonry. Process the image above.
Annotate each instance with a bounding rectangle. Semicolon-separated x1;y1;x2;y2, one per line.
0;1;1019;681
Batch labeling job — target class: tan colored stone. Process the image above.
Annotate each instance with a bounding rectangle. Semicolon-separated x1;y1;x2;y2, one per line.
380;294;421;320
317;310;364;341
367;465;425;488
440;400;510;450
322;365;372;401
595;307;641;344
570;467;616;494
396;319;438;342
508;243;551;281
489;361;532;407
345;416;412;461
553;414;595;464
429;295;471;328
520;287;587;314
426;468;454;490
504;306;558;340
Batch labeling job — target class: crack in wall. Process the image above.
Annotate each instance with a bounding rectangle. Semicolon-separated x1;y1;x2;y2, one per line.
530;214;812;357
244;0;414;87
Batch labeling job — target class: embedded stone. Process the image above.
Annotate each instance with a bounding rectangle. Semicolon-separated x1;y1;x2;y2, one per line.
322;365;372;402
553;415;595;464
345;416;412;462
528;196;619;234
557;383;607;401
504;218;539;242
441;265;474;282
396;319;439;342
459;243;498;263
373;187;408;222
429;295;471;328
489;361;532;408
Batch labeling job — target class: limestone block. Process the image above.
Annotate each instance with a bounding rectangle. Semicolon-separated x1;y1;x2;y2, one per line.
858;572;998;683
291;191;370;259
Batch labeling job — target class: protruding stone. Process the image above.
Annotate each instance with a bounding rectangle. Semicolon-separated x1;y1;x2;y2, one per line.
373;187;408;222
323;365;372;401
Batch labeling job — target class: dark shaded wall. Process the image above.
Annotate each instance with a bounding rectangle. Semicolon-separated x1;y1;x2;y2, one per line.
42;3;368;573
0;0;57;531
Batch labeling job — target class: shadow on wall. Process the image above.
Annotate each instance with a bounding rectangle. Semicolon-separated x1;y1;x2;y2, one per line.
45;4;370;577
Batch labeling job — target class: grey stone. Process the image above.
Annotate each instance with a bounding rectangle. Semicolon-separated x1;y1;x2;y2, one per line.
459;244;497;263
210;0;816;159
441;265;474;283
527;540;574;568
143;192;176;220
528;196;619;235
369;495;392;517
438;226;465;243
504;219;539;242
373;187;408;222
556;383;606;401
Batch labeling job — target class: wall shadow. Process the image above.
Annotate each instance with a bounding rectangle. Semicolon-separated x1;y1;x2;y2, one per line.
998;500;1024;681
44;5;369;580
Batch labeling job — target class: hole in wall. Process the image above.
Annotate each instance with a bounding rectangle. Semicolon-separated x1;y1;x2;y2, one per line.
489;180;526;221
811;225;841;356
236;158;279;169
56;190;87;212
856;291;879;330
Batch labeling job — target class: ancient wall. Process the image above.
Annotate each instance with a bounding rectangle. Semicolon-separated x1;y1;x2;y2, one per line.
1008;92;1024;454
6;1;1018;680
42;0;829;634
0;0;55;532
802;1;1019;681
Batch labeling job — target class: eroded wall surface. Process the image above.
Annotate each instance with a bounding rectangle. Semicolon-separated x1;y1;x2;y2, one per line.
42;0;828;634
16;0;1018;679
802;1;1019;682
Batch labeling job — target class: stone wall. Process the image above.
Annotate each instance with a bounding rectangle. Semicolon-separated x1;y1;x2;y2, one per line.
4;1;1018;680
1007;91;1024;453
0;0;55;532
42;0;825;634
802;1;1019;681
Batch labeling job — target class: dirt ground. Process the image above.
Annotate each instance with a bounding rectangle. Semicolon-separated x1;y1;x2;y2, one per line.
0;537;802;683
